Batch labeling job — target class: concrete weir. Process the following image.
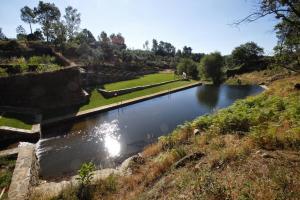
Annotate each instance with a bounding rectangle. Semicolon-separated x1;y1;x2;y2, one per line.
8;143;39;200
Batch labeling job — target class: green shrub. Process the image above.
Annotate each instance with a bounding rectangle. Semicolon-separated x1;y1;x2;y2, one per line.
28;55;56;65
176;58;198;79
76;162;96;186
172;147;187;159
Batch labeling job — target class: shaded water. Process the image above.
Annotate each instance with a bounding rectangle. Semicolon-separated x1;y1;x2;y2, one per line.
37;85;263;179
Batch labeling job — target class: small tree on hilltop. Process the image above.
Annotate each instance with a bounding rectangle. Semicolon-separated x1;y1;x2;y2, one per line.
177;58;198;79
199;52;224;84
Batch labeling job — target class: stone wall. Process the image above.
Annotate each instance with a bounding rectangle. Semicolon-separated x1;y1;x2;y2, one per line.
0;129;39;149
8;143;39;200
0;67;87;110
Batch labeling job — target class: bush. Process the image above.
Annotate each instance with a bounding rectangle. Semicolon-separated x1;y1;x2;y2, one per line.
28;55;56;65
176;58;198;79
76;162;96;186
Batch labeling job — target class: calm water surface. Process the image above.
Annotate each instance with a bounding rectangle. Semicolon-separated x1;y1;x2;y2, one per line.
37;85;263;179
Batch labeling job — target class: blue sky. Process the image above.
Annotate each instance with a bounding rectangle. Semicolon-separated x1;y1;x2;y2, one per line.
0;0;278;55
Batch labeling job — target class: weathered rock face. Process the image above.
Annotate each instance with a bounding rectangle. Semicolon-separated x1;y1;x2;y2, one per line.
0;67;87;110
8;143;39;200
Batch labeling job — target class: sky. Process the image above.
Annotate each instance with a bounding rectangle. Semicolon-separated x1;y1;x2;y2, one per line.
0;0;279;55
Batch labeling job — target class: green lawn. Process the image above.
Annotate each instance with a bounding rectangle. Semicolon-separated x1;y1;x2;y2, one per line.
80;80;196;111
104;72;178;91
0;113;34;130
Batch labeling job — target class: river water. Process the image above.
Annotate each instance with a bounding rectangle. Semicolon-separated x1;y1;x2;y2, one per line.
37;84;263;179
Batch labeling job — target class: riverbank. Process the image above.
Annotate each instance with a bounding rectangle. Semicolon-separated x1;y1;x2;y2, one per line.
31;72;300;200
42;80;200;125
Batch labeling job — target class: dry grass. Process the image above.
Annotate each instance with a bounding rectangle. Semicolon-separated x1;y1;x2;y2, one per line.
32;72;300;200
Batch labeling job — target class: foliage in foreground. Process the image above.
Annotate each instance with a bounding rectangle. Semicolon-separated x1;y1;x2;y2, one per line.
31;75;300;200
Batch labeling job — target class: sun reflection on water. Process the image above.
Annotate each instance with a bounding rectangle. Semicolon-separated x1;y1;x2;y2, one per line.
94;120;121;157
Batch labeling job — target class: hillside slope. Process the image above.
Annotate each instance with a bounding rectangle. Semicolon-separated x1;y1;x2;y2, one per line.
32;72;300;200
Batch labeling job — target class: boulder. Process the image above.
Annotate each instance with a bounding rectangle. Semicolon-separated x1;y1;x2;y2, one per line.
193;129;200;136
295;83;300;90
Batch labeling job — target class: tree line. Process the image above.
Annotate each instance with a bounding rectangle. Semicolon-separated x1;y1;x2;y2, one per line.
1;0;298;83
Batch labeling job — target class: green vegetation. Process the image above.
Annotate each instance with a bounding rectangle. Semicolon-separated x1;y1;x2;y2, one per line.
199;52;224;84
176;58;198;79
0;156;16;199
104;73;177;91
76;162;95;186
41;74;300;200
80;80;195;111
0;112;34;130
0;55;60;76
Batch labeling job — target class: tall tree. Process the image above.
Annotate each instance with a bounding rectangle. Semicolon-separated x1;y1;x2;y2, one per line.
199;52;224;84
182;46;192;57
20;6;36;34
52;21;67;47
143;40;149;50
152;39;158;53
99;31;113;61
110;33;126;49
235;0;300;71
0;28;6;40
75;28;96;44
64;6;81;40
16;25;27;40
230;42;264;70
34;1;61;43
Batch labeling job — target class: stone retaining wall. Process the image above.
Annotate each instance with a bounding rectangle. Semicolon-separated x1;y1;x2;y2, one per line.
8;143;39;200
98;79;183;98
0;67;87;109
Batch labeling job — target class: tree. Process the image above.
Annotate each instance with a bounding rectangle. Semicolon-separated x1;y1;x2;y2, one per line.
20;6;36;34
52;21;67;47
182;46;192;57
110;33;126;49
99;31;113;61
27;29;44;41
177;58;198;79
34;1;61;43
143;40;149;50
235;0;300;29
64;6;81;40
16;25;27;40
235;0;300;71
0;28;6;40
75;29;96;44
199;52;224;84
152;39;158;53
230;42;264;70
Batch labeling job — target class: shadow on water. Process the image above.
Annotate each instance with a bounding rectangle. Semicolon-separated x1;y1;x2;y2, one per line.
37;84;264;180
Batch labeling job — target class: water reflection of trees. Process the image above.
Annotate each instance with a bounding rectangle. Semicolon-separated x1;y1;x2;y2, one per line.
225;85;254;100
196;85;220;109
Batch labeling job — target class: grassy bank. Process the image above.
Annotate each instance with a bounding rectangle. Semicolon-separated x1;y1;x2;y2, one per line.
104;72;178;91
0;113;33;130
34;73;300;200
42;79;196;119
80;79;194;111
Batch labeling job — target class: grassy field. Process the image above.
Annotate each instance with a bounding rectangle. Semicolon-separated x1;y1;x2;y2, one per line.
104;72;178;91
32;72;300;200
80;79;195;111
0;113;33;130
